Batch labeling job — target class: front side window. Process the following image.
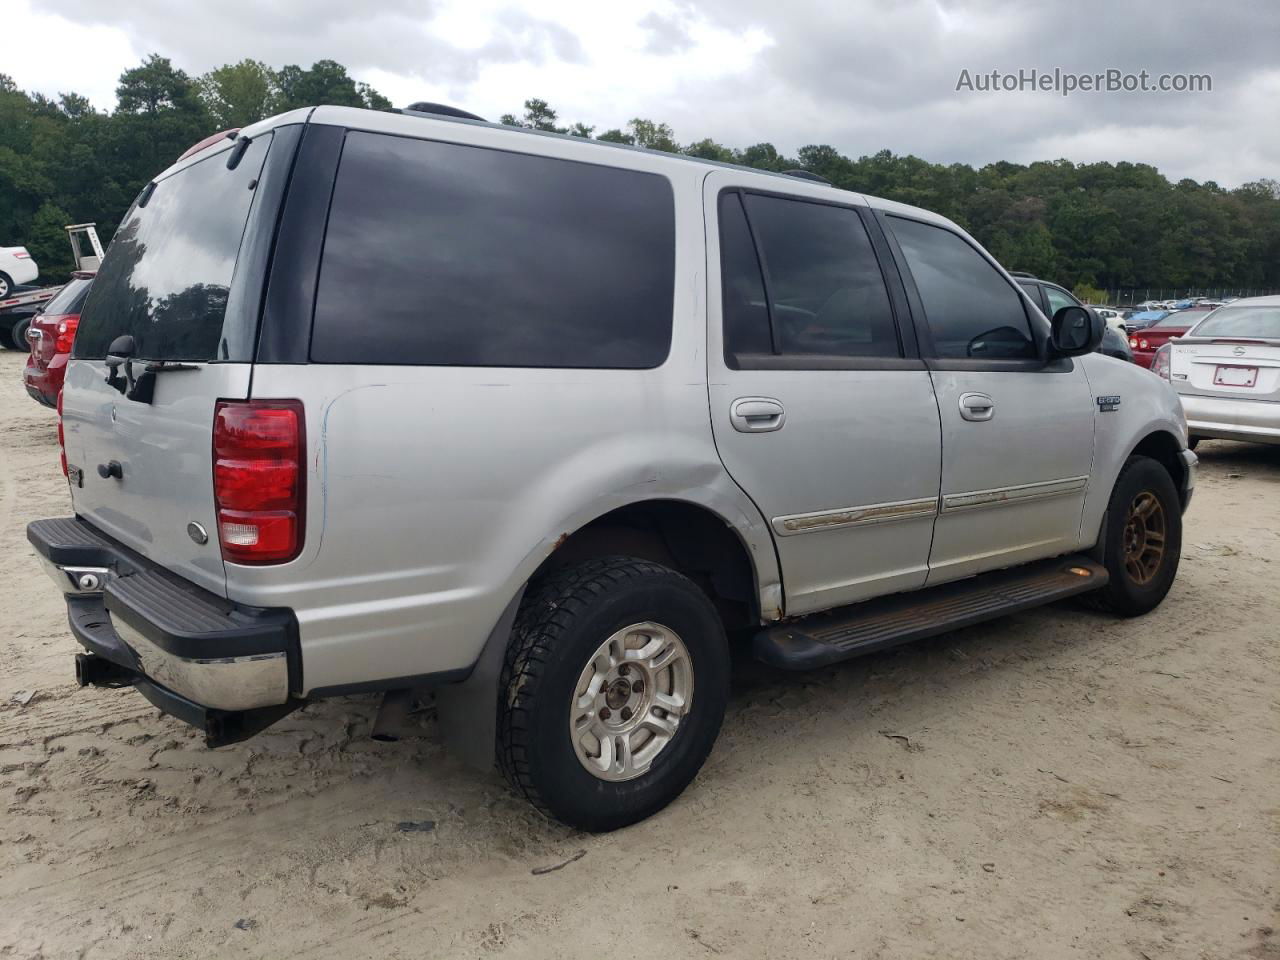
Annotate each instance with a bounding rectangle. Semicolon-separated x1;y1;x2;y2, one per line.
888;216;1036;360
731;193;899;360
1044;285;1079;317
311;132;676;368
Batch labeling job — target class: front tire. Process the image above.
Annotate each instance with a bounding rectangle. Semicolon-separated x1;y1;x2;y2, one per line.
497;557;730;832
0;271;12;300
1084;456;1182;616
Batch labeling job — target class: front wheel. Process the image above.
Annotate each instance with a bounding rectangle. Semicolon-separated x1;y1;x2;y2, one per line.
497;557;730;831
0;271;12;300
1084;455;1182;616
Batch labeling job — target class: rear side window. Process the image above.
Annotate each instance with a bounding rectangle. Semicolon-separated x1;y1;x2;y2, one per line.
720;191;899;364
42;276;93;316
888;216;1036;360
74;136;272;361
311;132;675;368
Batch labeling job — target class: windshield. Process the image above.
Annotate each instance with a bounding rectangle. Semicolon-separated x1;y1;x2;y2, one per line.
73;135;271;361
41;276;93;316
1190;305;1280;339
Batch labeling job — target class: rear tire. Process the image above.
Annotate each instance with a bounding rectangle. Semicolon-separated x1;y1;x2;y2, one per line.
9;316;31;352
497;556;730;832
0;271;12;300
1082;456;1182;616
0;321;16;350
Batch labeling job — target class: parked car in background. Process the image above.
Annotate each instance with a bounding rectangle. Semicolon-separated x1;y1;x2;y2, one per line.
1015;276;1131;361
23;272;94;407
1129;308;1211;368
1125;310;1170;332
0;244;39;299
1153;296;1280;446
1093;307;1128;332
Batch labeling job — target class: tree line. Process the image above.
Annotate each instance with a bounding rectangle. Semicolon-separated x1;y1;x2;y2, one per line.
3;62;1279;295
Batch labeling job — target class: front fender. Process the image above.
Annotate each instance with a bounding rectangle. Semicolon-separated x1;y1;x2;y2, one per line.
1077;353;1189;545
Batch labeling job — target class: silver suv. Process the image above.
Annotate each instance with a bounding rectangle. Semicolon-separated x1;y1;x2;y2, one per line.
30;105;1196;831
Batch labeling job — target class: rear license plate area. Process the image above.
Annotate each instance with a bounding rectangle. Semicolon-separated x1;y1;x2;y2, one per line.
1214;365;1258;387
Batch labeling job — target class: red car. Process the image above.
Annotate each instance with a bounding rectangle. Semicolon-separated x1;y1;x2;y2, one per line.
23;271;94;407
1127;308;1210;369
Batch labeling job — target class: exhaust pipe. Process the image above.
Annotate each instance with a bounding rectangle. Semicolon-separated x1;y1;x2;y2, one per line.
371;689;416;742
75;653;136;688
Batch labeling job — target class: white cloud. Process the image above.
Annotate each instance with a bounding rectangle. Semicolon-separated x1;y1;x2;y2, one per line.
5;0;1276;186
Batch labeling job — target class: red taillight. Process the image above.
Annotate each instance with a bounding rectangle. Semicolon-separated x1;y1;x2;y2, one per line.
54;316;79;353
1139;338;1149;349
212;400;304;564
57;389;67;476
1128;337;1138;348
12;250;30;259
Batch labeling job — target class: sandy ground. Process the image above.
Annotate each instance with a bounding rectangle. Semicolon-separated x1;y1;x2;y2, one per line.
0;346;1276;960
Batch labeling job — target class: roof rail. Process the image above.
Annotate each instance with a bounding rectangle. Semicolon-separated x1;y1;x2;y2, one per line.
400;102;486;122
781;169;831;185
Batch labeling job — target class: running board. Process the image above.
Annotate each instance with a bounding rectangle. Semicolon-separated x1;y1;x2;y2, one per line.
754;554;1107;671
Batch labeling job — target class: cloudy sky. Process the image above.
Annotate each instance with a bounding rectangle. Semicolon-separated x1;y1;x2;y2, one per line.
8;0;1277;186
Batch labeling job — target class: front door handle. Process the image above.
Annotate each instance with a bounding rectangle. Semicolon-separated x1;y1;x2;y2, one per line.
958;392;995;422
730;397;786;433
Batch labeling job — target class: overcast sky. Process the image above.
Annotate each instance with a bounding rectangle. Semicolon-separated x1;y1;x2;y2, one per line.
8;0;1277;186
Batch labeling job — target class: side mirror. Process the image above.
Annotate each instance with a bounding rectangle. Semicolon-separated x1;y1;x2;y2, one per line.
1049;306;1103;358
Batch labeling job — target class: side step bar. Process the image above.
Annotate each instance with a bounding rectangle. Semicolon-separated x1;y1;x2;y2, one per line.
754;554;1107;671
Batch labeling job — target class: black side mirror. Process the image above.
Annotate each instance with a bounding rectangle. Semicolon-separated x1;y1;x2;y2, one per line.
1049;306;1103;358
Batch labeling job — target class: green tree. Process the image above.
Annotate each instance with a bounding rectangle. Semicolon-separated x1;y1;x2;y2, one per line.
198;60;276;128
273;60;391;112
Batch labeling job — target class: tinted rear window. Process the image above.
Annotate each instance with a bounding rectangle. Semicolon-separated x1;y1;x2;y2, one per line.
41;276;93;316
73;136;272;361
1191;305;1280;339
310;132;675;367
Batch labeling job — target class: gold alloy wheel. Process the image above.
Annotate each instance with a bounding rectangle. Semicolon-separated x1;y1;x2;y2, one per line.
1122;490;1166;585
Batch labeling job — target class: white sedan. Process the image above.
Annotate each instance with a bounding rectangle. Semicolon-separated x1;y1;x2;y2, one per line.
0;245;39;298
1152;295;1280;446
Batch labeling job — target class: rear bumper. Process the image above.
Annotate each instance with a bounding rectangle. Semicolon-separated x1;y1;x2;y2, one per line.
28;517;300;744
23;363;57;407
1180;393;1280;445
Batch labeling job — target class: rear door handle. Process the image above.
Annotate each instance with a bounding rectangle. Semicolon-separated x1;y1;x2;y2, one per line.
730;397;786;433
958;392;995;421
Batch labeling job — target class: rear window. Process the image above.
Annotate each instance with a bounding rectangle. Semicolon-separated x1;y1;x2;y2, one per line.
1191;305;1280;339
1152;309;1207;328
73;135;272;361
41;276;93;316
310;132;675;368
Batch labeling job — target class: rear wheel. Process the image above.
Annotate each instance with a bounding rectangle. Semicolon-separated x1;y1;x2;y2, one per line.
0;271;12;300
1083;456;1182;616
9;316;31;352
497;556;730;831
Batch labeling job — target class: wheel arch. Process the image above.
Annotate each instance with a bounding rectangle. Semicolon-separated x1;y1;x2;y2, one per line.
1128;429;1189;503
436;495;779;771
